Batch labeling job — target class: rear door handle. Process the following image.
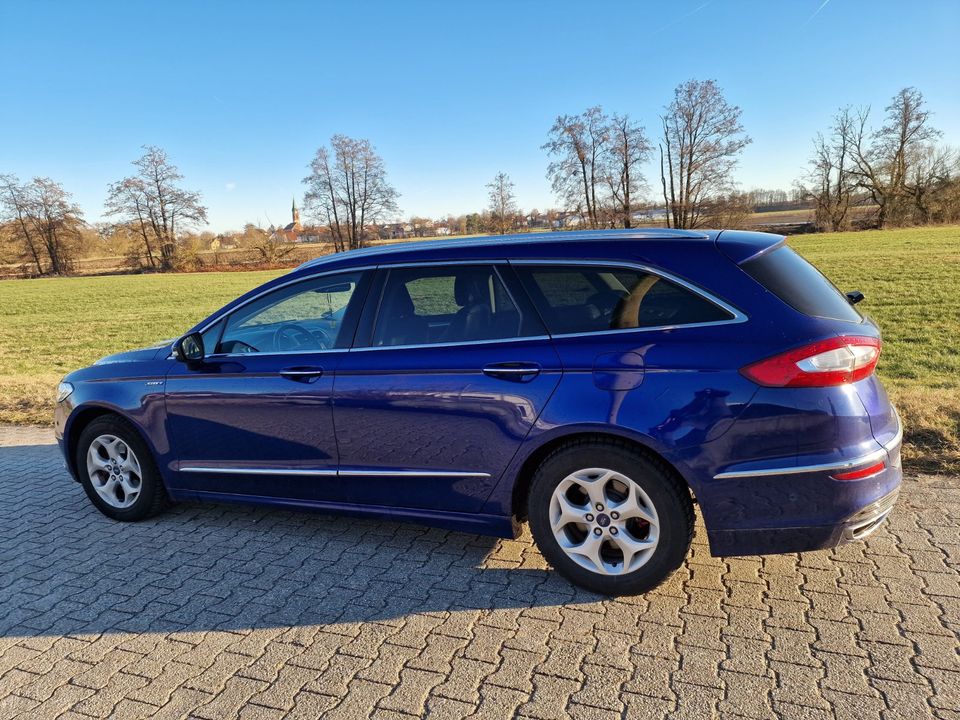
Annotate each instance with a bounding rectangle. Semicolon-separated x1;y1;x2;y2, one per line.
482;362;541;381
280;366;324;382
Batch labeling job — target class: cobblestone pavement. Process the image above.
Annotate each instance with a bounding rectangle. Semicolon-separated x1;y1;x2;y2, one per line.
0;426;958;720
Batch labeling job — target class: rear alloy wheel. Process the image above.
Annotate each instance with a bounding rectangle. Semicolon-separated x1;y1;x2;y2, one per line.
549;468;660;576
528;440;693;595
76;416;170;521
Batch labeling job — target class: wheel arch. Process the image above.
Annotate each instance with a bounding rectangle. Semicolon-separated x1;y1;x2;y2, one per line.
509;429;694;522
64;405;153;481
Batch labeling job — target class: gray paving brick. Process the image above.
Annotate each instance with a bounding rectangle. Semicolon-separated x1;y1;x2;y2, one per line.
0;428;956;719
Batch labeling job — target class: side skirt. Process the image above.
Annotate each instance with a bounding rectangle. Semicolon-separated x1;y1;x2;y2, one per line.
167;489;519;539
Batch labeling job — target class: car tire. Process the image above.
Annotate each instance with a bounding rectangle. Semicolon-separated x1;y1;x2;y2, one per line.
528;438;694;595
75;415;171;521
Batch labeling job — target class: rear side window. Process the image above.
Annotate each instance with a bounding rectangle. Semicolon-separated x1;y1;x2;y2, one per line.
741;246;862;322
515;265;733;335
371;265;544;347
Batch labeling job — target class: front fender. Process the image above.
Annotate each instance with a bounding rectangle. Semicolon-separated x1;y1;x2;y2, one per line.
58;378;171;485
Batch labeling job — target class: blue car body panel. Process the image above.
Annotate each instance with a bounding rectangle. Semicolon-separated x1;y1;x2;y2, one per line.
332;337;563;513
56;229;903;557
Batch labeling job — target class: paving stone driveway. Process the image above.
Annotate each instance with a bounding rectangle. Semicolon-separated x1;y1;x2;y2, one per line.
0;426;957;720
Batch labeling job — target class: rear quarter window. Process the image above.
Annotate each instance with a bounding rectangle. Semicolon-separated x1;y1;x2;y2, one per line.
741;246;862;323
516;265;734;335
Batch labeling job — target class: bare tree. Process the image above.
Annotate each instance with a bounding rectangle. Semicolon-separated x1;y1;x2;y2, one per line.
105;146;208;270
408;217;434;237
602;114;652;228
543;107;609;228
845;88;941;228
908;144;959;224
240;223;296;264
303;135;400;252
0;174;45;275
802;107;857;231
486;172;518;235
658;79;751;229
0;174;84;275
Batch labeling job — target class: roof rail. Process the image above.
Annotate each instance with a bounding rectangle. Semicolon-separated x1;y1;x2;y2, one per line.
297;228;710;270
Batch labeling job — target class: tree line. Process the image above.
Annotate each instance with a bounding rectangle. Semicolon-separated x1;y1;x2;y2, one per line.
2;80;958;276
800;87;958;231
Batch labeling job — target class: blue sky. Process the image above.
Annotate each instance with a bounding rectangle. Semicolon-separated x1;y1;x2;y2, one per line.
1;0;958;231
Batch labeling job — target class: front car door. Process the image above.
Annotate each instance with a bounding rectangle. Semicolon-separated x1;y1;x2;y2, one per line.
164;269;371;503
332;262;563;513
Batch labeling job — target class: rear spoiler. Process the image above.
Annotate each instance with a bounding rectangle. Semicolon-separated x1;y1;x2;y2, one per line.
715;230;786;265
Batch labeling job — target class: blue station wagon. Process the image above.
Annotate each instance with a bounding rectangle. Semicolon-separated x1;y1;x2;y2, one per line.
55;230;902;595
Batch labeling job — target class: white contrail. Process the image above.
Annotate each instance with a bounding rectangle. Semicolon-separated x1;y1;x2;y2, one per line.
651;0;715;35
802;0;833;27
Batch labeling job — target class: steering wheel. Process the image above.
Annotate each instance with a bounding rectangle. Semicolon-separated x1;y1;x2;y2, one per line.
274;323;320;352
274;323;337;352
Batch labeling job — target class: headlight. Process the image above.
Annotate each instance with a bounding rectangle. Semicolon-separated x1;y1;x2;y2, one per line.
56;382;74;403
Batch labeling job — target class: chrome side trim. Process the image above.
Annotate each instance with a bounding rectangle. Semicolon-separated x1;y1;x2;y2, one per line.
713;413;903;480
180;467;338;477
548;318;746;339
349;334;552;353
339;469;491;478
179;467;490;479
179;256;744;359
482;367;539;374
207;348;344;360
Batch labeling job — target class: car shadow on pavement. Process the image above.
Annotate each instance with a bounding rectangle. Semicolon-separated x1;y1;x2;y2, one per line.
0;443;603;639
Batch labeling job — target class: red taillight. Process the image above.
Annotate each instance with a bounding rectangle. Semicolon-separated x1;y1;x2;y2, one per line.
741;335;881;388
832;461;886;481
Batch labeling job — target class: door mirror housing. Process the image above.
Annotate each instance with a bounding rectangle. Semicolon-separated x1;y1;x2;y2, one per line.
174;332;205;364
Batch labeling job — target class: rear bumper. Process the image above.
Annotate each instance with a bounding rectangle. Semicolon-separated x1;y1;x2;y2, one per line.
706;412;902;557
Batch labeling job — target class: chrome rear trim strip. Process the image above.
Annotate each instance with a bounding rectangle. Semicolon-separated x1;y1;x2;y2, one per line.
714;413;903;480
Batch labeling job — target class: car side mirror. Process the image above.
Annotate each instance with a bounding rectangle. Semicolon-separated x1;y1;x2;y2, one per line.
174;332;205;364
845;290;865;305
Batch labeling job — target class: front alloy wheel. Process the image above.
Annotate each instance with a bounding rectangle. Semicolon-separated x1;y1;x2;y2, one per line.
76;415;170;521
86;434;143;509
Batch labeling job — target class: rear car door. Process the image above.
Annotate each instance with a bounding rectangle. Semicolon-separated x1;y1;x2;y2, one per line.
164;269;371;502
511;260;750;451
332;262;562;513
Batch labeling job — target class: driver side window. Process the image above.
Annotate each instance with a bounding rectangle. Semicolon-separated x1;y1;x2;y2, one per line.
216;271;362;355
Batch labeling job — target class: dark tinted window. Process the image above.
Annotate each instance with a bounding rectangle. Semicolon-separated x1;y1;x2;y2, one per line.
741;246;861;322
516;265;733;335
372;265;543;347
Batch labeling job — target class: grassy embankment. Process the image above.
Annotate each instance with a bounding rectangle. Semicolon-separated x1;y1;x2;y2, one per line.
1;225;957;473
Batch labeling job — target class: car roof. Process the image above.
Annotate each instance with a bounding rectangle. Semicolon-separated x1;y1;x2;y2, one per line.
296;228;715;272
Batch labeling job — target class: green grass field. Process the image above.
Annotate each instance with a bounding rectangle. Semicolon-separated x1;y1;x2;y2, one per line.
1;225;958;473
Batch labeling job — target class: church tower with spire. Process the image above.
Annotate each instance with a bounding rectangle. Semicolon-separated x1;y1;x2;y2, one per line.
291;197;302;230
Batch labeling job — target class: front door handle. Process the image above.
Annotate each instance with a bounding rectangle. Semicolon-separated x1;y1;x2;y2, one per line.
280;366;324;382
482;362;541;382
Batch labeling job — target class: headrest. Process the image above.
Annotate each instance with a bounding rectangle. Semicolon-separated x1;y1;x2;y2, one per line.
454;271;490;307
388;282;416;316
